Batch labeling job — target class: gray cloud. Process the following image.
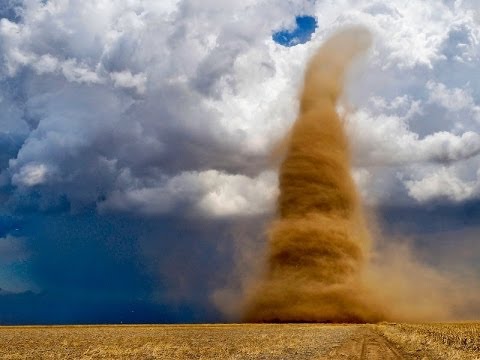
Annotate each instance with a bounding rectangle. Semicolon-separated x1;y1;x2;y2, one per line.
0;235;28;265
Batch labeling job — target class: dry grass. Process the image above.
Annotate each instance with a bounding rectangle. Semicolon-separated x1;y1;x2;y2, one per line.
1;322;479;359
377;322;480;360
0;324;361;359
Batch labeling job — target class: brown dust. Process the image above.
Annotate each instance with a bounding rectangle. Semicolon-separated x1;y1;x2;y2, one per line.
243;28;385;323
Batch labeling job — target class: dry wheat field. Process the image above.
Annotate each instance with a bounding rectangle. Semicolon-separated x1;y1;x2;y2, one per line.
378;322;480;360
0;322;478;359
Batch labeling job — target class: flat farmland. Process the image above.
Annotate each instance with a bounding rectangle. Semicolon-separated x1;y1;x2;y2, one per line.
0;323;478;359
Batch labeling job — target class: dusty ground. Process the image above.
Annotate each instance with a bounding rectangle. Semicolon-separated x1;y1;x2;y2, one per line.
0;323;478;359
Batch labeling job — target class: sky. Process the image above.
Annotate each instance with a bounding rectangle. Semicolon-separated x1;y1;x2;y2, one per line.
0;0;480;324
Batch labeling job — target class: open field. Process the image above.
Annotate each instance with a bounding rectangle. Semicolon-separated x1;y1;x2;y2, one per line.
0;323;478;359
378;322;480;360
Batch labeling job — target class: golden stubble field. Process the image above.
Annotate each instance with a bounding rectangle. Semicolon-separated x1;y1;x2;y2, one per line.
0;323;478;360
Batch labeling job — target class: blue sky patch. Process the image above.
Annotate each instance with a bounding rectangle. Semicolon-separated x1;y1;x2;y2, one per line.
273;16;318;47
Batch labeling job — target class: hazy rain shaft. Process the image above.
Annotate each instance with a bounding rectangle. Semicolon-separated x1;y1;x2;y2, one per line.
243;28;386;323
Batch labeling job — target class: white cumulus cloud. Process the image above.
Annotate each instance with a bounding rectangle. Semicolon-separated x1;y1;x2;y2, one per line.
99;170;277;218
1;0;480;217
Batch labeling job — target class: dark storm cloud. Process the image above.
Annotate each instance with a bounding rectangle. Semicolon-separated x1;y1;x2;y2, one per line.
0;291;203;325
0;235;27;264
380;199;480;235
0;209;216;323
0;209;256;324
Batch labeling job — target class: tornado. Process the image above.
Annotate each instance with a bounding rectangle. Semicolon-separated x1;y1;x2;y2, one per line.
244;28;385;323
